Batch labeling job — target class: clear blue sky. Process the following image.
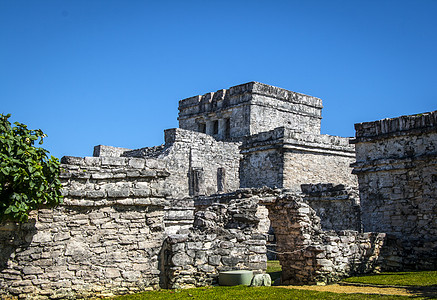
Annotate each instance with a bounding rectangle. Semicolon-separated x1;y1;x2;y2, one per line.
1;0;436;159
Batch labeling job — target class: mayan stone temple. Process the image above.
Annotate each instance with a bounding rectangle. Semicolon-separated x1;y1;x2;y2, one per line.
0;82;436;298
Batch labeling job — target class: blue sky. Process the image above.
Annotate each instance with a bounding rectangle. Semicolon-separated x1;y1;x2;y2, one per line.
1;0;436;159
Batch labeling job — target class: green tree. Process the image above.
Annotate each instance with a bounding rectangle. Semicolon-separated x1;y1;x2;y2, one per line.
0;114;63;222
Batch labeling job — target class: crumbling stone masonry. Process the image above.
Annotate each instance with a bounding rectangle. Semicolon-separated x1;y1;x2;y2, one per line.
163;187;377;288
352;110;437;270
262;188;384;285
161;191;270;289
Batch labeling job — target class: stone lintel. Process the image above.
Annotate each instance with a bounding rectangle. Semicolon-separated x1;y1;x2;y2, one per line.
241;127;355;157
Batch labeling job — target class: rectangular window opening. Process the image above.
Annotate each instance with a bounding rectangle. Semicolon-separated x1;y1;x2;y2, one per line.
189;167;203;196
217;167;225;192
198;123;206;133
213;120;219;135
225;118;231;138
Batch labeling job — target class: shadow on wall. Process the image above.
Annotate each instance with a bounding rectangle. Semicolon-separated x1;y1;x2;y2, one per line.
158;239;170;289
0;220;36;271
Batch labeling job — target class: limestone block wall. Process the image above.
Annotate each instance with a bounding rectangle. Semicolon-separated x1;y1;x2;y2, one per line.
240;148;284;189
262;192;385;285
93;128;241;199
0;156;170;299
301;184;361;232
178;82;323;141
250;91;322;135
240;127;357;190
161;128;241;198
162;191;270;289
352;110;437;270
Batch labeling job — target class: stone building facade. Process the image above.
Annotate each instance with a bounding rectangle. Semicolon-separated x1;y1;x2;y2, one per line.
178;82;323;141
0;82;435;298
240;127;357;190
351;110;437;270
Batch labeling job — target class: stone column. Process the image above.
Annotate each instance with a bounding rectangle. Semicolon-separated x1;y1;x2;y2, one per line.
218;119;227;139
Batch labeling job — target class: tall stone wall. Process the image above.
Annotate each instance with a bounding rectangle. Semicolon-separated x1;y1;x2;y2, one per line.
178;82;323;141
240;127;357;190
352;110;437;270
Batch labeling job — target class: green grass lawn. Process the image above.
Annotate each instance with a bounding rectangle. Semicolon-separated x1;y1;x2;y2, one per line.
113;286;414;300
112;262;436;299
342;271;437;287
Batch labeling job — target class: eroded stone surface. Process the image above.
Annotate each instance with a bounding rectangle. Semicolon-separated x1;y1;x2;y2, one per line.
352;110;437;270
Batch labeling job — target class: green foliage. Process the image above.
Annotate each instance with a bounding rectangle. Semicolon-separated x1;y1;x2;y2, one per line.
0;114;62;222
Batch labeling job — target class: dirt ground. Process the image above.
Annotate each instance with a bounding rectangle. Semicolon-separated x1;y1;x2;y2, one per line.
278;283;422;296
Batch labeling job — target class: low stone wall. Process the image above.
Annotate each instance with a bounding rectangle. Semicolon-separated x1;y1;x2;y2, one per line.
0;156;170;299
162;191;270;289
262;192;385;285
0;205;166;299
1;183;389;297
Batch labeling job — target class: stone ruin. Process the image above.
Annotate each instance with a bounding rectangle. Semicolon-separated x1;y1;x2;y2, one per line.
0;82;435;298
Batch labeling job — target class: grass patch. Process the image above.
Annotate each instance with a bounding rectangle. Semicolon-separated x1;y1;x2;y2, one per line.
111;263;435;299
113;286;415;300
267;260;282;282
343;271;437;287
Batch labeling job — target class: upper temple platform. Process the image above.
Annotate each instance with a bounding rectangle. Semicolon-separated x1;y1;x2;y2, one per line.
178;82;324;141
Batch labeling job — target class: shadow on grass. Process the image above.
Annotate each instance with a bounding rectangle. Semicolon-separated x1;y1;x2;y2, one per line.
406;285;437;299
343;271;437;299
268;271;282;282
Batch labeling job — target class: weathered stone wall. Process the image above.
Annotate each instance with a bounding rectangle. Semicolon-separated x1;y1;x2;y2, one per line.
262;191;385;285
178;82;323;141
301;184;361;232
283;152;356;192
0;156;170;299
162;191;270;289
93;145;132;157
240;148;284;189
240;127;357;190
250;91;322;136
352;110;437;270
161;128;241;198
92;128;241;199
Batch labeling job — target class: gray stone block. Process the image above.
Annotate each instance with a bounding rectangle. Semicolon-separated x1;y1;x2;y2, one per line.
250;274;271;286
